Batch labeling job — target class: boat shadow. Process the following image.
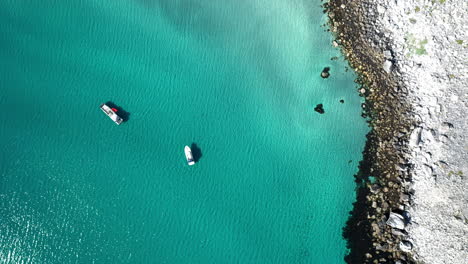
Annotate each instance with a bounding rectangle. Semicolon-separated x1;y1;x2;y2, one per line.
106;101;131;122
190;143;202;162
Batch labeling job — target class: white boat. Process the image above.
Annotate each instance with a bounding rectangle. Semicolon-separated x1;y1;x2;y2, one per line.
100;104;123;125
184;146;195;166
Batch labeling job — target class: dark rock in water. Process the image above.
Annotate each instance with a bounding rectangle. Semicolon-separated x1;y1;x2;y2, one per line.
314;104;325;114
321;67;331;78
340;99;345;103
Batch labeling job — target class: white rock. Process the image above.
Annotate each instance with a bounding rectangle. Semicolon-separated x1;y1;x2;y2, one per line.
377;5;385;14
383;50;392;59
421;129;435;143
383;60;393;73
399;240;413;252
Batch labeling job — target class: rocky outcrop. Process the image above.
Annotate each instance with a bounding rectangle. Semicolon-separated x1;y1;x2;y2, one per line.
327;0;468;263
326;0;415;262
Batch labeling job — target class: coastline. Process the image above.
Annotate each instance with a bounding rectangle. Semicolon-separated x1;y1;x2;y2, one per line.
326;0;467;263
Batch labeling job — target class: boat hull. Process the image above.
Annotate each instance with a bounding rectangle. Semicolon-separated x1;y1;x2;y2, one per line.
100;104;123;125
184;146;195;165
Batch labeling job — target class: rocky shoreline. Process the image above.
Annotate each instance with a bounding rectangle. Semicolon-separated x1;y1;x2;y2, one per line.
325;0;467;263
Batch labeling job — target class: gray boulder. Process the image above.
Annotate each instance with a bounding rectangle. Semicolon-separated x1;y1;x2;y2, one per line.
386;212;406;230
399;240;413;252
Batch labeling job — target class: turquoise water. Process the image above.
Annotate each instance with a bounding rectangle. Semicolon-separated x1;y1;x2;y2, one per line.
0;0;368;263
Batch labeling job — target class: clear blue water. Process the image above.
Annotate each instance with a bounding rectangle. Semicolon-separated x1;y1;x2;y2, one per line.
0;0;368;263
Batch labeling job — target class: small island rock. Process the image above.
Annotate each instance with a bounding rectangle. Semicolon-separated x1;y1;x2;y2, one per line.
314;104;325;114
320;67;331;78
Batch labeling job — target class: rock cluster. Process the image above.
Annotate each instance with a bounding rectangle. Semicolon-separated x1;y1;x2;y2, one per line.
326;0;467;263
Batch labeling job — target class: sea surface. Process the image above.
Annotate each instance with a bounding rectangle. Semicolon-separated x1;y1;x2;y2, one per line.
0;0;368;263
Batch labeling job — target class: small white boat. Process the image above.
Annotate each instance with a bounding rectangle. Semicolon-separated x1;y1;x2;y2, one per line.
184;146;195;166
100;104;123;125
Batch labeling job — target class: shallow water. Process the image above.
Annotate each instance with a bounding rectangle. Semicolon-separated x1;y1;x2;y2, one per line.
0;0;368;263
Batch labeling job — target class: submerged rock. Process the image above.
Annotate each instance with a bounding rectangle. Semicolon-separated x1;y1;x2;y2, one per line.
314;104;325;114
